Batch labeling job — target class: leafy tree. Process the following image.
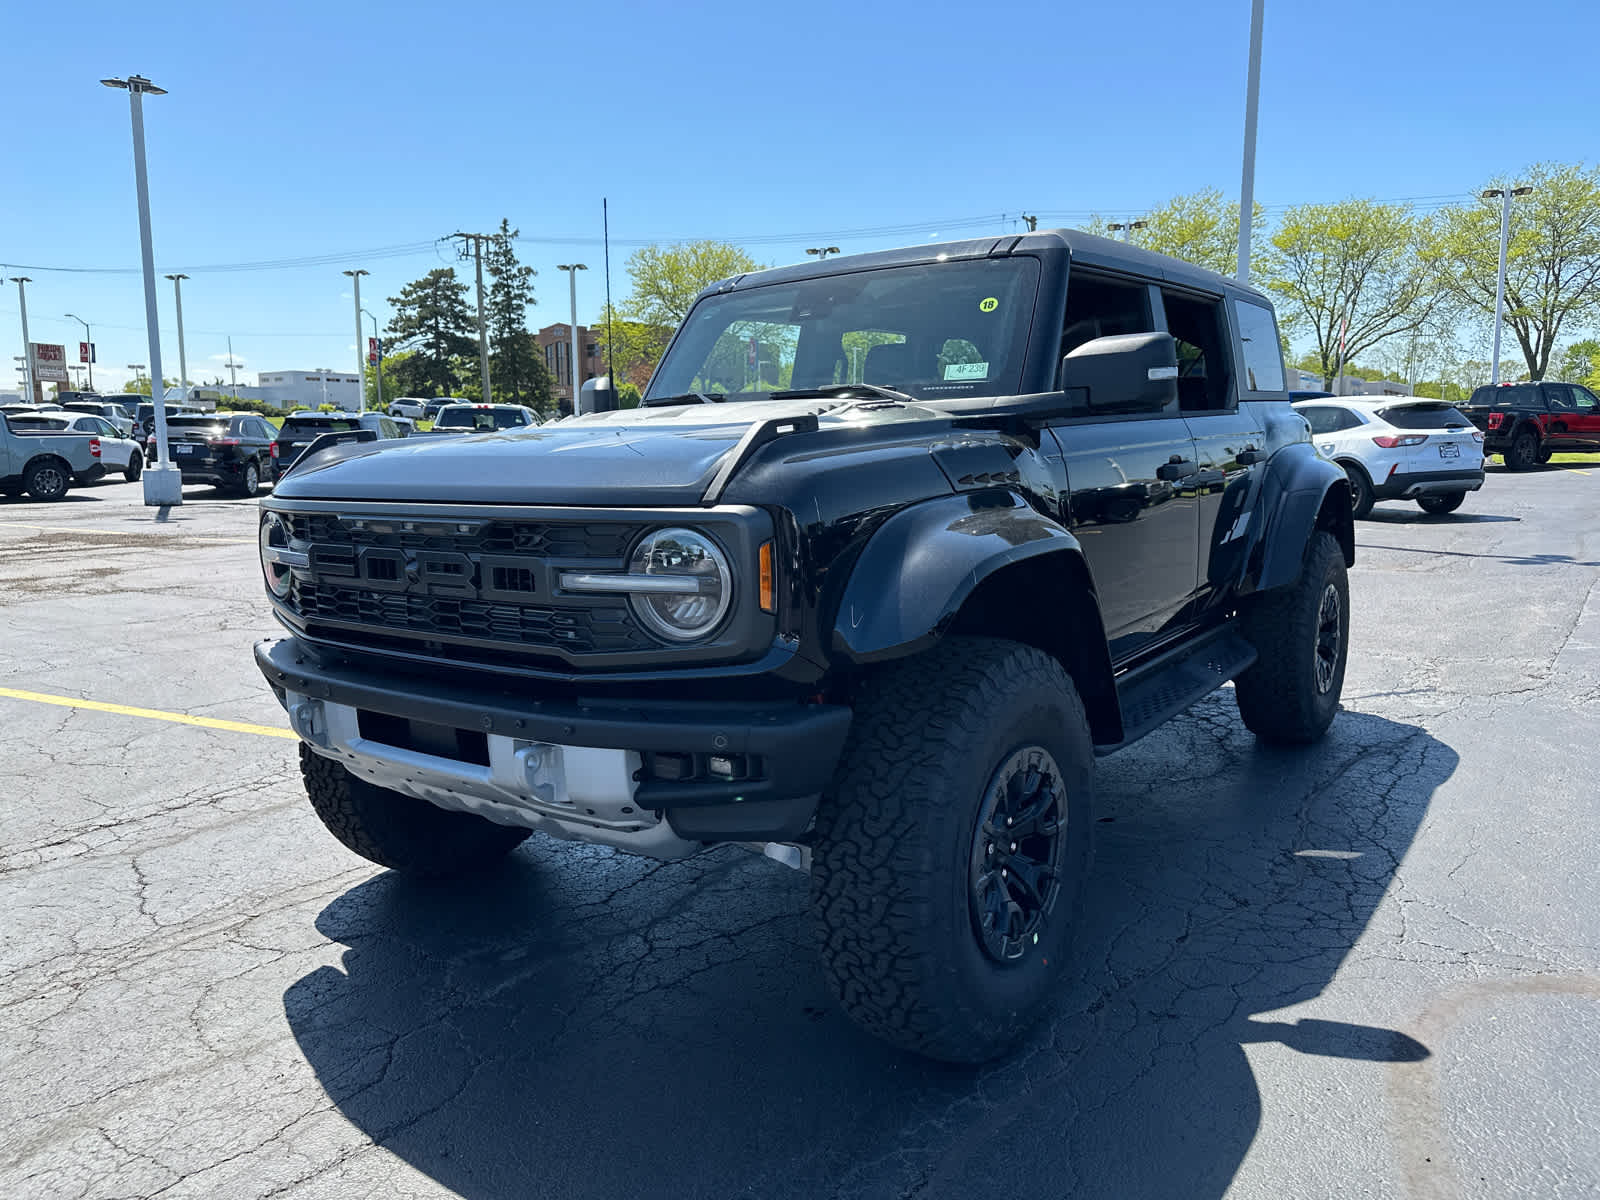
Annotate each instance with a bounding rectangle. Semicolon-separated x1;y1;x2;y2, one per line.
1264;199;1442;390
1430;163;1600;381
384;268;476;397
593;307;673;392
1555;338;1600;386
1085;188;1265;278
364;349;419;409
485;218;546;406
623;240;762;331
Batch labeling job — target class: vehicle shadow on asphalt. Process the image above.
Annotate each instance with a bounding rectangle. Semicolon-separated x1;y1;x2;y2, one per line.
285;700;1452;1199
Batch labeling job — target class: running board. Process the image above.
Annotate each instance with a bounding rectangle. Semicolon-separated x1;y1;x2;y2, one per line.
1094;627;1258;756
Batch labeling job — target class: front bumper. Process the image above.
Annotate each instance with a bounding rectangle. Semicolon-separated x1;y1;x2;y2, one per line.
1371;467;1485;500
255;637;852;856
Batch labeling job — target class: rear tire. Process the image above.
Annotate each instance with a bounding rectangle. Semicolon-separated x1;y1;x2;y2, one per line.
1418;492;1465;515
124;454;143;483
299;745;531;877
1342;462;1375;519
1235;531;1349;745
236;459;261;498
22;459;70;502
811;637;1093;1063
1506;431;1539;471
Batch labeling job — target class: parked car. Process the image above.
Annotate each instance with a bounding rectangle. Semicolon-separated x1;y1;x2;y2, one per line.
256;229;1354;1063
387;397;428;420
1293;397;1484;516
0;412;104;500
425;403;541;434
133;399;203;440
6;412;144;482
270;411;403;481
1461;380;1600;470
62;399;137;437
151;412;277;497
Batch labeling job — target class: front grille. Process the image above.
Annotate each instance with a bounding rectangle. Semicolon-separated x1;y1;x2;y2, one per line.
289;578;648;654
283;513;638;559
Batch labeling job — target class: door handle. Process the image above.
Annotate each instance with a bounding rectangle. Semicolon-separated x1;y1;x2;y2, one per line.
1157;457;1197;481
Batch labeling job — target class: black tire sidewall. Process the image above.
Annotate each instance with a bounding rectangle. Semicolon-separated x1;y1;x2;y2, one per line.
1511;433;1538;470
25;461;69;501
1419;492;1464;514
125;455;143;482
1342;462;1374;518
242;460;259;497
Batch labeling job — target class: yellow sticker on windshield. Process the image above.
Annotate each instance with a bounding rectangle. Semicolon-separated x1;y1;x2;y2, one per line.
979;297;999;313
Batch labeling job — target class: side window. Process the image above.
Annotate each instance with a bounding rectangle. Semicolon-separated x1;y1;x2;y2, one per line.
379;418;397;438
1232;299;1285;392
1299;406;1338;435
1545;385;1576;411
1335;409;1364;431
98;418;120;437
1060;272;1153;359
1573;387;1599;412
1160;289;1233;412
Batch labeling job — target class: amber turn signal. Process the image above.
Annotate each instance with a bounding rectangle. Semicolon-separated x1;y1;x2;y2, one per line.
758;541;774;612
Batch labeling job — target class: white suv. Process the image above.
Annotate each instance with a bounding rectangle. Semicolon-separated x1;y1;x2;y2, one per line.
1293;398;1486;517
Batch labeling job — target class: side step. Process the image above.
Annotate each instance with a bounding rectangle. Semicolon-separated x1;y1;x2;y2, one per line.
1094;626;1258;757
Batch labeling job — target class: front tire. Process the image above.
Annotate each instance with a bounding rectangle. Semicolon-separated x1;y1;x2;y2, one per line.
299;745;531;877
1506;431;1540;471
811;637;1093;1063
23;459;70;502
1418;492;1464;515
1235;531;1349;745
1342;462;1375;519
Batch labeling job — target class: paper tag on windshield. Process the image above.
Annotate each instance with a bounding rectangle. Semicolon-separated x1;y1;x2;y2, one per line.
943;362;989;381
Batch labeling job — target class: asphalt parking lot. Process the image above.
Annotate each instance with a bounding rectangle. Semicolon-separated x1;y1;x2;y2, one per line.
3;470;1598;1200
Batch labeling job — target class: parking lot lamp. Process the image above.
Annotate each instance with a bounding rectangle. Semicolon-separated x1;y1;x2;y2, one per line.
343;269;368;409
65;312;93;389
102;73;179;505
164;274;189;396
1238;0;1264;282
362;308;382;412
1483;185;1533;385
805;247;840;261
557;264;587;408
10;277;34;403
1107;220;1148;244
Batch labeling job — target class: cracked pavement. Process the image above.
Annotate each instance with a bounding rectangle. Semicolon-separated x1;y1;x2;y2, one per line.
1;472;1597;1198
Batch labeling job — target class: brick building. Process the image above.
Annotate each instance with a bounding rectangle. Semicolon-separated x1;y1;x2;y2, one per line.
535;324;603;406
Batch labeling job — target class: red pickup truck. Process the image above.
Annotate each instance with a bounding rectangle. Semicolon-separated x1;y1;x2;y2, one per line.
1464;381;1600;470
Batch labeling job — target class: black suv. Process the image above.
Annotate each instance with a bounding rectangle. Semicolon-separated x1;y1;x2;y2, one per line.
159;412;276;496
254;231;1352;1062
270;411;403;482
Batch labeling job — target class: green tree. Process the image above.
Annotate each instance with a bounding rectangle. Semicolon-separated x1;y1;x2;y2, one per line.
1086;188;1265;278
1430;163;1600;381
1264;199;1441;390
484;218;546;406
1555;338;1600;386
593;307;673;392
622;240;761;331
364;349;418;409
384;268;476;397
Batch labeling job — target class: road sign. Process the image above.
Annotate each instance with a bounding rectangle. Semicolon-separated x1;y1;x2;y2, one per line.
368;337;380;365
30;343;69;383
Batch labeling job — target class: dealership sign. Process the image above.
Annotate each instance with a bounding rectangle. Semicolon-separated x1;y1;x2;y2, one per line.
30;342;70;383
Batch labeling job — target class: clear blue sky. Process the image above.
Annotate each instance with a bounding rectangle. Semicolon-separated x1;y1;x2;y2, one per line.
3;0;1594;395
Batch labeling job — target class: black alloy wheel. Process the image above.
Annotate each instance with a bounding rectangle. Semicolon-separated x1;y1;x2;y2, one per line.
1507;431;1539;471
1342;463;1374;519
969;746;1066;962
1313;582;1342;695
23;460;70;501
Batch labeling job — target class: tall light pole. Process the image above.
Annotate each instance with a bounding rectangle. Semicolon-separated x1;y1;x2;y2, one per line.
362;307;383;412
164;274;189;397
225;336;241;399
1483;185;1533;384
102;73;179;506
450;232;494;404
10;277;34;404
1107;220;1148;243
806;246;840;261
1238;0;1265;283
556;263;587;409
127;364;147;393
343;269;368;410
65;312;93;390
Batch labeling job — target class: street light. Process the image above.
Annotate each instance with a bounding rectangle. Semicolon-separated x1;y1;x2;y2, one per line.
361;307;383;412
806;246;840;261
10;277;34;403
1238;0;1265;282
343;269;368;410
1482;185;1534;385
103;73;180;506
1107;220;1148;243
556;264;588;409
64;312;94;390
164;274;189;397
127;363;147;394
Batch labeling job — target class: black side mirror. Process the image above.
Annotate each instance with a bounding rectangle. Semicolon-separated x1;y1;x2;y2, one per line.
1058;332;1179;415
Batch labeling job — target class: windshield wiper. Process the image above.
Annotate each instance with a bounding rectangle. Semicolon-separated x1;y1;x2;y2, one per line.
642;391;726;407
770;383;917;404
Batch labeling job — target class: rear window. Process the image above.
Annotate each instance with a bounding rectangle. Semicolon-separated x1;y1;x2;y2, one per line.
6;417;69;431
1377;403;1471;430
281;417;359;435
167;416;229;432
435;407;528;430
1468;384;1540;410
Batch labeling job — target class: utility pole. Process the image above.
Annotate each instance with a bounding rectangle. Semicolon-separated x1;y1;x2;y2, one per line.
450;232;494;403
1484;185;1533;384
226;336;239;399
10;277;34;403
1020;214;1038;232
1238;0;1265;283
165;274;189;396
343;269;369;409
362;308;383;412
557;263;587;409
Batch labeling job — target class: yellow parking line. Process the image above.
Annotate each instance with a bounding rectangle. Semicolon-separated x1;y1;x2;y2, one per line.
0;521;254;544
0;687;296;740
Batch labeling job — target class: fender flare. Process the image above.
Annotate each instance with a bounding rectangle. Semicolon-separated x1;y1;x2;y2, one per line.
830;492;1089;663
1243;443;1353;595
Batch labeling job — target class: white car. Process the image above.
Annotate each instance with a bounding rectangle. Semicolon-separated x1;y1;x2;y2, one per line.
4;412;145;482
1293;397;1485;517
387;397;428;420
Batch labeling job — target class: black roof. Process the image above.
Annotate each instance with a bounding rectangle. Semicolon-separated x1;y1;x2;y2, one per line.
700;229;1271;306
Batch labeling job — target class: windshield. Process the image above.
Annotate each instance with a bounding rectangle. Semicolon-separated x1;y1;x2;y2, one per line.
281;417;359;435
1469;384;1539;409
646;258;1042;404
435;407;528;430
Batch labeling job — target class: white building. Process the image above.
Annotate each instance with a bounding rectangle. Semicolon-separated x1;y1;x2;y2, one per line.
229;370;361;411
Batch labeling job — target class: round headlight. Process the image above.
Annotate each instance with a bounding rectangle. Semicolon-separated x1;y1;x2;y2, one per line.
259;512;294;599
627;527;732;642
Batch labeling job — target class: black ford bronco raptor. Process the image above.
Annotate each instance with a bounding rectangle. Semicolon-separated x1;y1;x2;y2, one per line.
255;230;1353;1062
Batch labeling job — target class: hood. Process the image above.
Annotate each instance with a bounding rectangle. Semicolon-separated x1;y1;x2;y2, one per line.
273;398;948;505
